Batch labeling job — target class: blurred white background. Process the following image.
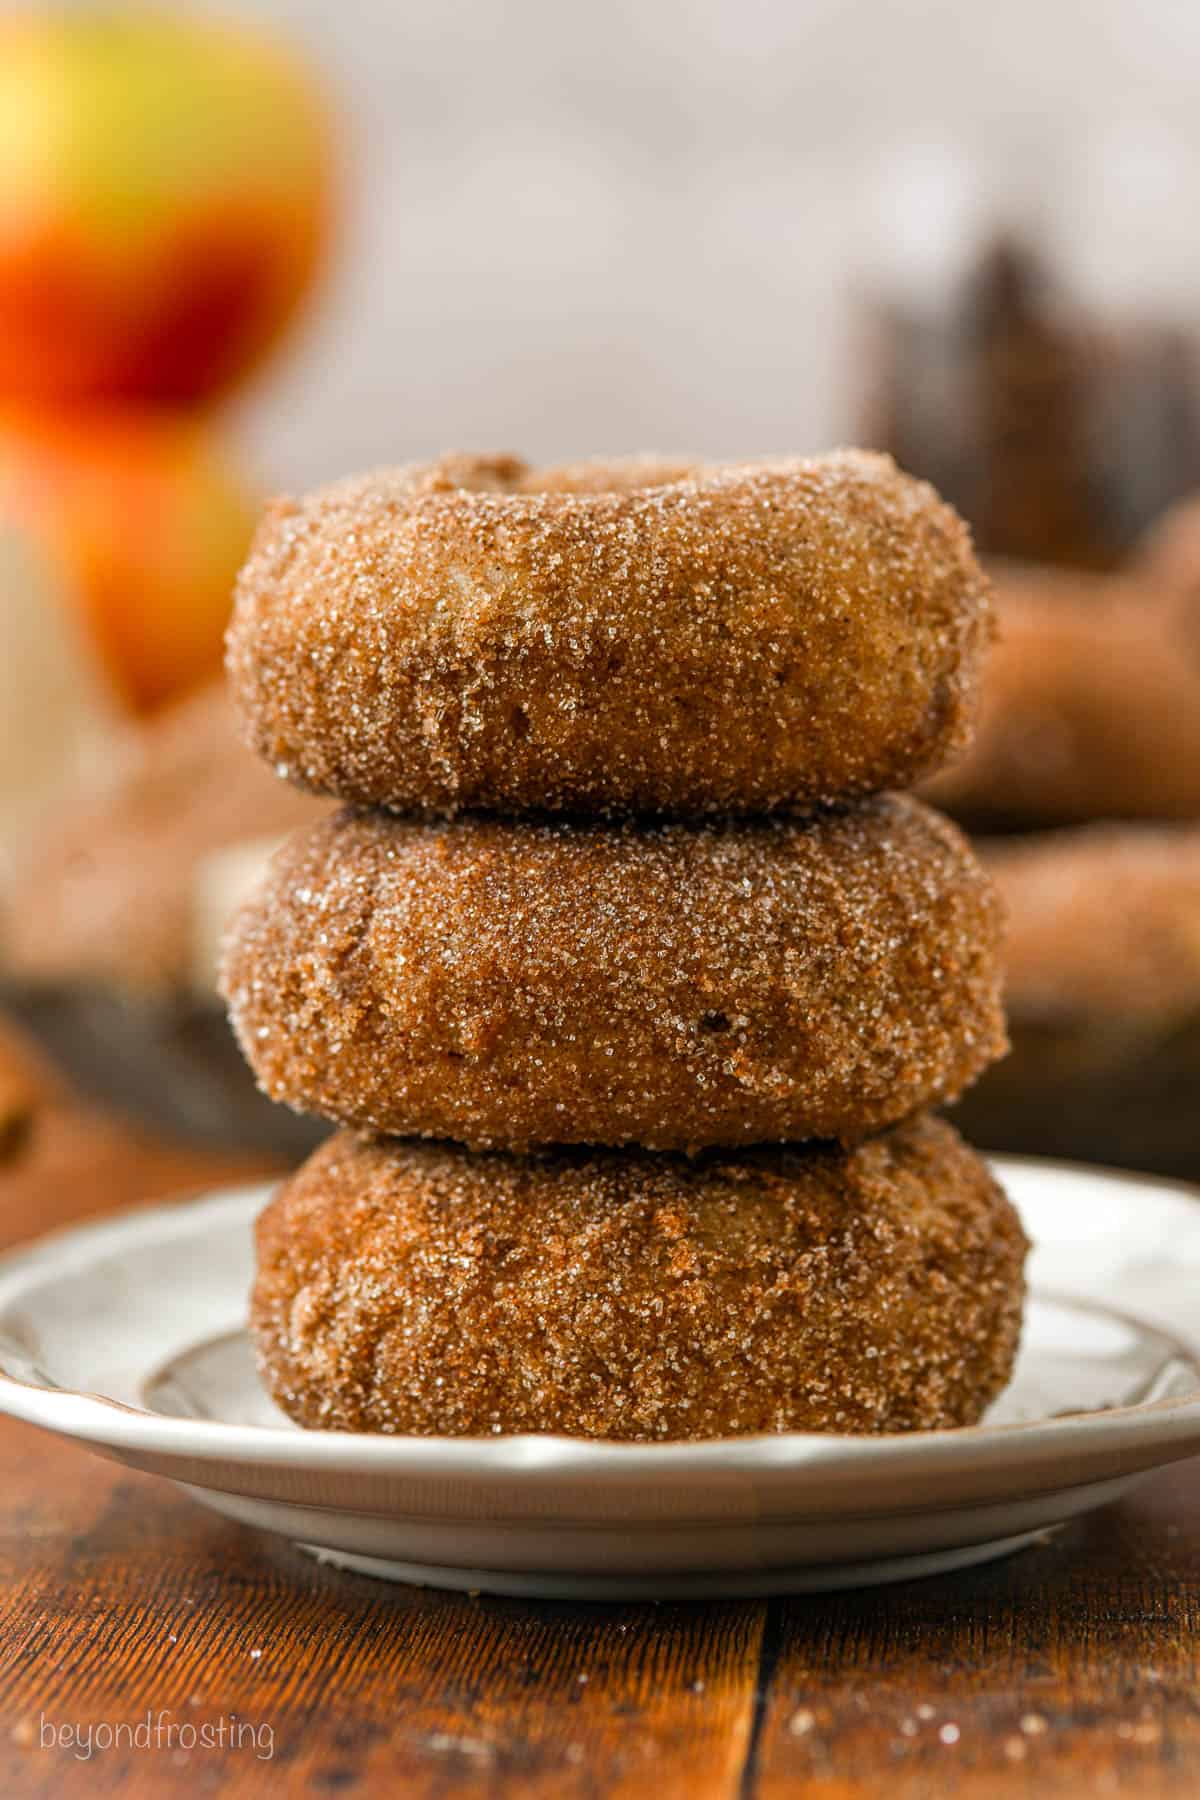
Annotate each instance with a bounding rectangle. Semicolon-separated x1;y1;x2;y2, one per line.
223;0;1200;489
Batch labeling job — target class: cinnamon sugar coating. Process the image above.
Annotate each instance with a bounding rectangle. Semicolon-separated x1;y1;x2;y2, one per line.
251;1114;1027;1441
221;794;1007;1152
226;451;991;820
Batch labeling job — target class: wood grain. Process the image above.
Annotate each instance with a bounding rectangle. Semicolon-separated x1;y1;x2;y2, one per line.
0;1432;765;1799
751;1467;1200;1798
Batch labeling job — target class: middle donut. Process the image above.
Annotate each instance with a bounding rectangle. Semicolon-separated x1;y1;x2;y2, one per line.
221;793;1007;1153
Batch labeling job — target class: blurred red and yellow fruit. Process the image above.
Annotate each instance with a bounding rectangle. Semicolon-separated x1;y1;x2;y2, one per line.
0;410;257;711
0;8;334;405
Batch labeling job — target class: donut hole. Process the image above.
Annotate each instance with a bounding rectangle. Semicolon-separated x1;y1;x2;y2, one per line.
699;1010;731;1035
517;458;703;499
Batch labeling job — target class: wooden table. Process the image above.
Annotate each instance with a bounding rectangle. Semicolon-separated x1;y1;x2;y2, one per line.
1;1026;1199;1798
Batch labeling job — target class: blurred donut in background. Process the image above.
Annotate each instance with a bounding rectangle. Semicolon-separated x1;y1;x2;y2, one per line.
952;822;1200;1177
922;563;1200;828
920;474;1200;1174
3;681;319;997
988;825;1200;1038
1134;491;1200;657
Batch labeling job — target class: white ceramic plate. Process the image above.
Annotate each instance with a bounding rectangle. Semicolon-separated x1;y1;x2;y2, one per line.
1;1156;1199;1599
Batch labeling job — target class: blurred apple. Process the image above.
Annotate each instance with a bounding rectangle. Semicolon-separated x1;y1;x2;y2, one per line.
0;410;257;712
0;9;334;405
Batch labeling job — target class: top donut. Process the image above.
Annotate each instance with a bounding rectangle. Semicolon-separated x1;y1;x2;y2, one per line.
226;450;991;819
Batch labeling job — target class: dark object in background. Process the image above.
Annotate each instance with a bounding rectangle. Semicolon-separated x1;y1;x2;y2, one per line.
950;823;1200;1179
861;237;1200;569
952;1012;1200;1181
0;984;323;1158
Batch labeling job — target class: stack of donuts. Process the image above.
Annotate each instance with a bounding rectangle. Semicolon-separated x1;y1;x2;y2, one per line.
221;451;1026;1442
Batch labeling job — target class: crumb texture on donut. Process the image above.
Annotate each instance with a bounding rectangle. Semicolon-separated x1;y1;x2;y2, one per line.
226;450;991;818
220;793;1007;1151
250;1114;1027;1441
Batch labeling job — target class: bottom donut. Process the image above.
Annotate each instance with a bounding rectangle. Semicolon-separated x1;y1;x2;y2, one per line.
251;1114;1028;1442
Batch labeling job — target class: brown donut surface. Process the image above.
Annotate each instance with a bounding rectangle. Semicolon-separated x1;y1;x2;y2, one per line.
221;794;1007;1152
226;451;991;818
251;1114;1027;1441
